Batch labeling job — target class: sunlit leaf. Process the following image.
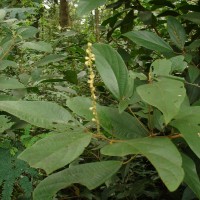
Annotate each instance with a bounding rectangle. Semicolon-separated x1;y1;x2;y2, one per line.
77;0;107;16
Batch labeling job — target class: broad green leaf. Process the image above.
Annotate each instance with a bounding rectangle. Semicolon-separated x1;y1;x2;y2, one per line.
101;137;184;192
150;59;172;78
35;54;66;67
0;40;13;60
22;41;53;53
138;11;156;25
182;154;200;199
0;77;25;90
33;161;122;200
170;106;200;158
182;12;200;25
0;60;17;70
167;17;186;50
18;132;92;174
0;115;14;133
77;0;107;16
67;97;148;139
0;9;6;20
17;26;38;39
0;101;74;130
137;78;186;124
124;31;173;53
170;55;187;72
92;44;129;100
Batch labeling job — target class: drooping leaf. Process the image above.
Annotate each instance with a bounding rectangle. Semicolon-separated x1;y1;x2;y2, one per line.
17;26;38;39
0;101;74;130
35;54;66;67
22;41;53;53
67;96;148;139
182;153;200;199
77;0;107;16
123;31;173;53
167;16;186;50
0;60;17;70
33;161;122;200
101;137;184;192
182;12;200;25
0;77;25;90
170;106;200;158
137;78;186;124
18;132;92;174
92;43;129;100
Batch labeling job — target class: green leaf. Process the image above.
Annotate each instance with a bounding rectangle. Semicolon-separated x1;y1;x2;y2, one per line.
17;26;38;39
167;17;186;50
0;9;6;20
63;70;78;84
101;137;184;192
22;41;53;53
0;60;17;70
92;43;129;100
35;54;66;67
150;59;172;78
0;77;25;90
77;0;107;16
170;55;187;72
182;12;200;25
18;132;92;174
182;153;200;199
0;115;14;133
170;106;200;158
124;31;173;53
67;97;148;139
137;78;186;124
33;161;122;200
0;101;74;130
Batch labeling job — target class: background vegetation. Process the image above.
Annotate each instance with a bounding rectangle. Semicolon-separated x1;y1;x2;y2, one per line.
0;0;200;199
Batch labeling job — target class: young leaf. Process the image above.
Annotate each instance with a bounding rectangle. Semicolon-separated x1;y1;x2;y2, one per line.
167;17;186;50
170;106;200;158
33;161;122;200
0;101;74;130
123;31;173;53
101;137;184;192
182;153;200;199
137;78;186;124
18;132;92;174
77;0;107;16
92;43;129;100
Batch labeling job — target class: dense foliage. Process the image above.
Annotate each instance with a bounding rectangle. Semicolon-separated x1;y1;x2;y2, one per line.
0;0;200;199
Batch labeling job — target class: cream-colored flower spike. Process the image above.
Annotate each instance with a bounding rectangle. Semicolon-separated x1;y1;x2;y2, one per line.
85;43;100;134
